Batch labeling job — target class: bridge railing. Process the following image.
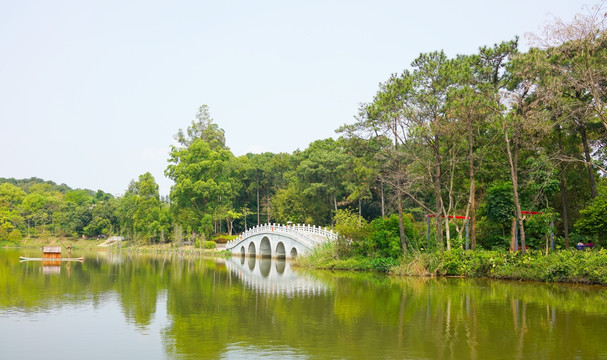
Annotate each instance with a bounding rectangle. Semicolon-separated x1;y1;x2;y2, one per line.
225;223;338;250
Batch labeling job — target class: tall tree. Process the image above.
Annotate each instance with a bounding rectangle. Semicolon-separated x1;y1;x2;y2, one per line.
166;105;236;237
528;3;607;198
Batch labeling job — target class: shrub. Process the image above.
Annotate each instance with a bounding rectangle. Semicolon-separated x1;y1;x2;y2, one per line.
575;192;607;245
202;240;216;249
195;239;216;249
367;215;403;259
8;229;22;242
333;209;369;258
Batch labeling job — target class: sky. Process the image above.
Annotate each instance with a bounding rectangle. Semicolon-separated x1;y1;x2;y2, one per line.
0;0;594;196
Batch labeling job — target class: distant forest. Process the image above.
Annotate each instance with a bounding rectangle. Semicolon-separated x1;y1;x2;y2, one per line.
1;4;606;253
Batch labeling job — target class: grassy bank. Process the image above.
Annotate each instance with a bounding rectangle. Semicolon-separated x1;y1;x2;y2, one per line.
294;242;607;285
1;235;229;256
2;236;101;249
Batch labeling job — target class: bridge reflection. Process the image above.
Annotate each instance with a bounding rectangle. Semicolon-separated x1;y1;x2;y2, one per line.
224;256;329;297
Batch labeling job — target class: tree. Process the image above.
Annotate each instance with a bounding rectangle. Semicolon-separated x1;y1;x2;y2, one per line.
528;3;607;134
527;4;607;200
174;104;227;150
0;183;26;206
0;183;26;232
445;41;517;250
286;138;349;225
348;51;461;252
121;172;168;243
343;73;414;253
225;209;242;236
7;228;22;242
341;137;377;219
53;201;91;237
166;105;236;237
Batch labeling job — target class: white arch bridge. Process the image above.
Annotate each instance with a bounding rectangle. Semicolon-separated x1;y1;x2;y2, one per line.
225;223;338;258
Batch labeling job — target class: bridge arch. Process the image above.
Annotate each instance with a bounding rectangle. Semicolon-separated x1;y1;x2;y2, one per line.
275;242;286;259
290;248;298;257
260;237;272;257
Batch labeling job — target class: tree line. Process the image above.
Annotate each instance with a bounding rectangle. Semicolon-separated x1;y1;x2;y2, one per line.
1;4;605;255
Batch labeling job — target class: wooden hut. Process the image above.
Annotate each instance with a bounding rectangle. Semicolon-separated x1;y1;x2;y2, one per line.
43;246;61;259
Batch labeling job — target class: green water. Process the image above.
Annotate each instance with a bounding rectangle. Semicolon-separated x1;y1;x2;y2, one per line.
1;249;607;359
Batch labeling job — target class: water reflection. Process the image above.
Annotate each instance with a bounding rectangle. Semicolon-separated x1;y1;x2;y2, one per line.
224;256;329;297
3;249;607;359
42;261;61;275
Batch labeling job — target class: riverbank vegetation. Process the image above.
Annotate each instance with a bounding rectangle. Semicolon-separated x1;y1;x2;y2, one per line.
295;240;607;284
0;3;606;281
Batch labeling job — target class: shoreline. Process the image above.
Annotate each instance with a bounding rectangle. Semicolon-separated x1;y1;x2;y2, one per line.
7;236;607;286
2;237;230;257
293;244;607;286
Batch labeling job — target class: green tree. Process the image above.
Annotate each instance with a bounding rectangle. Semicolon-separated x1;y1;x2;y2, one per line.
225;209;241;236
166;105;236;237
292;138;348;225
0;183;26;232
7;229;22;242
118;172;169;243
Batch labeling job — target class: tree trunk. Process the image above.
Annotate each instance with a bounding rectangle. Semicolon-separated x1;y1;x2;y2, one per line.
392;121;406;253
580;124;598;198
266;193;271;223
504;124;526;254
557;126;570;248
334;194;338;212
433;140;444;252
256;187;260;225
396;188;407;254
510;218;517;251
380;180;385;218
468;124;477;250
444;218;451;250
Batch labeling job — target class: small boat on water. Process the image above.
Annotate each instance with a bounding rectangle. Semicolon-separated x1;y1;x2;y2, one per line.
20;256;84;262
20;246;84;262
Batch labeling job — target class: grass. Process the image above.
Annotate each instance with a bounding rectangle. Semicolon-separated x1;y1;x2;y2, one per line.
3;235;100;249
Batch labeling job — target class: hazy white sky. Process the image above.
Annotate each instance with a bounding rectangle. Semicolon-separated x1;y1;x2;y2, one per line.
0;0;593;196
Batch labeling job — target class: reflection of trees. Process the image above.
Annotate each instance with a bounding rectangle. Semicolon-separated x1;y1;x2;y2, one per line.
0;250;167;333
3;250;607;358
115;256;163;330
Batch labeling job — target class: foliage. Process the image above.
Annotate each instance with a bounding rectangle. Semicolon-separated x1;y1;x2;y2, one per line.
166;107;238;237
574;182;607;243
7;229;22;242
362;215;405;259
195;239;217;249
294;241;395;272
331;210;417;261
389;248;607;285
117;172;170;243
484;182;515;225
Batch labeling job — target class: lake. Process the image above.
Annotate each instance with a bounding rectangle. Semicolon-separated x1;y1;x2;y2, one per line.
1;248;607;359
